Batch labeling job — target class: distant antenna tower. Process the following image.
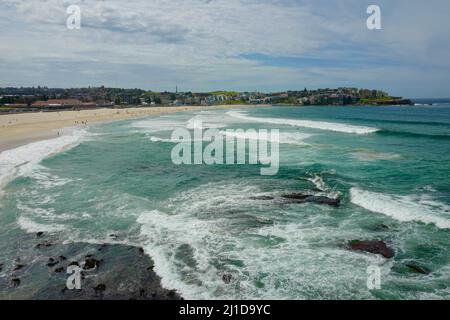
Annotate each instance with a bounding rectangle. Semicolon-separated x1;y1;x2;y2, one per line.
176;86;178;94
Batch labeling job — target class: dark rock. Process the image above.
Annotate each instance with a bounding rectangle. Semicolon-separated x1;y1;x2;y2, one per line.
406;263;431;275
109;234;118;239
85;254;93;258
306;196;340;207
35;241;52;248
370;224;391;231
36;232;44;238
138;247;145;255
47;258;59;267
281;193;310;201
94;284;106;293
55;267;64;273
222;274;233;284
59;256;67;261
0;263;3;272
167;290;177;297
147;265;154;271
348;240;395;258
250;196;274;201
9;242;182;300
12;278;21;287
282;193;340;207
84;258;100;270
14;264;25;271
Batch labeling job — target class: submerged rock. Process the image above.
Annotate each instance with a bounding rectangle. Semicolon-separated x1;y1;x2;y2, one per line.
250;196;275;201
370;224;391;232
54;267;64;273
406;263;431;275
83;258;100;270
94;284;106;293
167;290;177;298
36;241;52;249
11;278;20;287
348;240;395;258
281;193;310;201
306;196;341;206
282;193;340;207
47;258;59;267
36;232;44;238
222;274;233;284
14;264;25;271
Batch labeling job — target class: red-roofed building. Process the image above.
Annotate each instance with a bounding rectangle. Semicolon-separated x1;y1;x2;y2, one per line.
32;99;81;108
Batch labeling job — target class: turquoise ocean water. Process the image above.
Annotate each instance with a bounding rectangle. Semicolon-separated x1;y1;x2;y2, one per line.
1;105;450;299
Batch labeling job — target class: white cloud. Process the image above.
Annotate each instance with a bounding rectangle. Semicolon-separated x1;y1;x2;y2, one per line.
0;0;449;97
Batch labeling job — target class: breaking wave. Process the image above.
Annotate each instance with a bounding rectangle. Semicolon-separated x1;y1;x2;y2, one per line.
350;187;450;229
227;111;379;134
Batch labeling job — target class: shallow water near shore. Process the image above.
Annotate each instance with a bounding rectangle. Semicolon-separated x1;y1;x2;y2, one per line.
1;105;450;299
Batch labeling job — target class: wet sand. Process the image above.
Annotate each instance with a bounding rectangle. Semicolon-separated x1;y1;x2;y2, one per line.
0;105;259;152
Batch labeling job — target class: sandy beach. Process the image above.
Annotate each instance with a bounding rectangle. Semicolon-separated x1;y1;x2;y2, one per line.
0;105;252;152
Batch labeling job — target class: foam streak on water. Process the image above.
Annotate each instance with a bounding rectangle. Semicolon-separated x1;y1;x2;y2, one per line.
227;111;379;134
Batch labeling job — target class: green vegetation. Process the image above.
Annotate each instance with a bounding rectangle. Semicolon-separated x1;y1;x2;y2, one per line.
210;91;239;96
360;96;403;104
217;99;246;105
0;105;17;110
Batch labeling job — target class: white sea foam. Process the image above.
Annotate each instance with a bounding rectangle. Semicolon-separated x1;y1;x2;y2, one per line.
149;130;312;146
132;118;186;133
220;130;312;146
134;113;228;134
17;216;66;233
308;174;327;191
25;165;75;190
148;136;175;143
136;182;379;299
186;117;227;130
137;208;226;299
147;135;205;143
350;187;450;229
306;174;341;199
351;151;401;162
227;111;379;134
0;129;86;196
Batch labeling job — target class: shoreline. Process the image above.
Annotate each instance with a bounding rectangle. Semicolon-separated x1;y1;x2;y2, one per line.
0;104;261;299
0;105;261;152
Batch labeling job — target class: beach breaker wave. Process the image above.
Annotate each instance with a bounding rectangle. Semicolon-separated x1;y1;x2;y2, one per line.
170;116;280;176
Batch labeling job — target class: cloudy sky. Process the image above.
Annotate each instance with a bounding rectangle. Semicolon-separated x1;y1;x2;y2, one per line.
1;0;449;97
